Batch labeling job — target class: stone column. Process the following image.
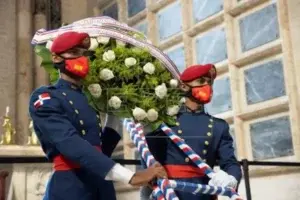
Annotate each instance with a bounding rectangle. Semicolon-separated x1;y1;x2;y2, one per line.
282;0;300;160
33;0;49;88
86;0;99;17
287;0;300;98
61;0;98;23
16;0;33;145
0;0;17;135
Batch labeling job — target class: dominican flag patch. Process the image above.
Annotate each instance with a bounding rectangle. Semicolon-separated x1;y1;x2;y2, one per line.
34;93;51;109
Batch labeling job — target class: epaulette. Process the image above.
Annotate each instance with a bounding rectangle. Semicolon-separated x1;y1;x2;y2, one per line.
31;85;56;96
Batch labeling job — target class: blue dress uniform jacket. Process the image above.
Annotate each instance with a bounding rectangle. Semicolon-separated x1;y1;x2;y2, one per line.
141;107;242;200
29;79;121;200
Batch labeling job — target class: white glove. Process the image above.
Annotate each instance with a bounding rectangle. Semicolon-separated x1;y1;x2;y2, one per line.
208;170;237;189
105;114;121;131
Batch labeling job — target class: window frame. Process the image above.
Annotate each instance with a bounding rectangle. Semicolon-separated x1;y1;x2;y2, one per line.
97;0;300;169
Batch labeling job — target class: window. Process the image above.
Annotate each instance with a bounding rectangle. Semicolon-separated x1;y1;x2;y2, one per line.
195;27;227;64
133;21;148;36
127;0;146;18
239;3;280;52
250;116;294;160
103;3;118;20
165;45;186;73
244;59;286;105
157;1;183;41
192;0;223;23
206;76;232;115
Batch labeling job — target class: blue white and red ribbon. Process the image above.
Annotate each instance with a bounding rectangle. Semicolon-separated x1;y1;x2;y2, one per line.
160;123;215;178
124;119;179;200
160;123;243;199
124;120;243;199
159;179;242;200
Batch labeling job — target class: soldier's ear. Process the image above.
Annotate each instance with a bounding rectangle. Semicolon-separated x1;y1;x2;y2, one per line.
51;54;64;63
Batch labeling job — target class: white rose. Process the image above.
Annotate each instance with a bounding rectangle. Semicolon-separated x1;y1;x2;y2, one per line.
103;50;116;62
132;107;147;121
88;84;102;98
147;109;159;122
169;79;178;88
179;97;186;104
46;40;53;50
155;83;167;99
125;57;137;67
108;96;122;109
167;105;180;116
116;40;126;47
143;63;155;75
89;38;99;51
97;36;110;45
99;68;114;81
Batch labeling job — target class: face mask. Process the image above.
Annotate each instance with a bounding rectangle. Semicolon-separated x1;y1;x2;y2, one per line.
185;85;213;104
54;56;89;79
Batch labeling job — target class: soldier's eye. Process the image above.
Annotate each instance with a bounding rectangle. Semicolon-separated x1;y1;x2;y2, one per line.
198;78;206;84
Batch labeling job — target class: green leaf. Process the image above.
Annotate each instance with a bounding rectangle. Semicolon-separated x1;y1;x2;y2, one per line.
165;117;177;126
35;45;52;66
151;120;163;131
34;45;59;84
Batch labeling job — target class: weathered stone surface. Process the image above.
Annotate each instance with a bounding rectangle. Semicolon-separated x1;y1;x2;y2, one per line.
0;0;17;137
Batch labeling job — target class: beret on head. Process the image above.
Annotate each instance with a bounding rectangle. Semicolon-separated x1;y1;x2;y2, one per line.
50;31;90;54
180;64;217;82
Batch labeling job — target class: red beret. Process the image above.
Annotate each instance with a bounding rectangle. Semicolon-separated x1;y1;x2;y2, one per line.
50;31;90;54
180;64;217;82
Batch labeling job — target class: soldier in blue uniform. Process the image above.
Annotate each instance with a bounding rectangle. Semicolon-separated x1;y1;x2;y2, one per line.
29;31;167;200
140;64;242;200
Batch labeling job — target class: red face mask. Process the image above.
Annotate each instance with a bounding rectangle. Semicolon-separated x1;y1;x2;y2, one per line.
191;85;213;104
64;56;89;78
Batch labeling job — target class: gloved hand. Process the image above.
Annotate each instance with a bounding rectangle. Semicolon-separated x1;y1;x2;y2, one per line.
208;170;237;189
105;114;121;131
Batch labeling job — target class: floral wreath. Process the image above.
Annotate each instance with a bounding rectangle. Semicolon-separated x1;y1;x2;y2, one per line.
33;16;184;130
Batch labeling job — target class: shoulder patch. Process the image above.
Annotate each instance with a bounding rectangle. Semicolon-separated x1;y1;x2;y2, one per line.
33;93;51;108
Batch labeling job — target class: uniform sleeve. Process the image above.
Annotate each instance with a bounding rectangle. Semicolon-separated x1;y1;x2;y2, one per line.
217;122;242;182
101;115;122;157
101;127;121;157
29;89;116;179
104;163;135;184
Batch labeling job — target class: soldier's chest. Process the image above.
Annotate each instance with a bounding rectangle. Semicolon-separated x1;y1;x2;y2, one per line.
170;113;215;155
56;90;102;138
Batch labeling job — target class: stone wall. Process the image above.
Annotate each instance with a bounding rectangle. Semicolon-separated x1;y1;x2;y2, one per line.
0;146;50;200
0;0;17;138
3;164;51;200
